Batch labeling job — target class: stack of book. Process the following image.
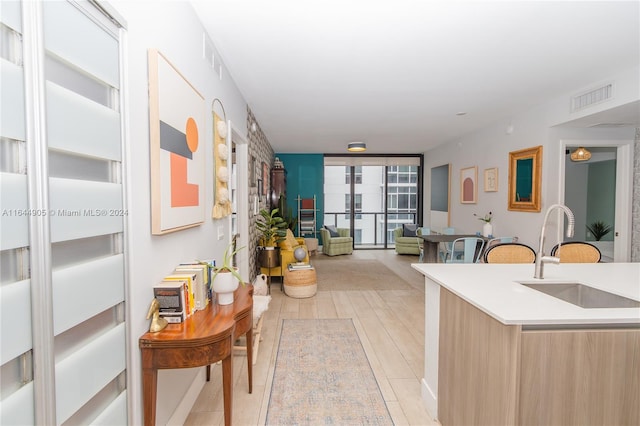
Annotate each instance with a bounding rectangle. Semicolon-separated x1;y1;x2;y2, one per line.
153;260;215;323
288;263;313;271
153;280;188;323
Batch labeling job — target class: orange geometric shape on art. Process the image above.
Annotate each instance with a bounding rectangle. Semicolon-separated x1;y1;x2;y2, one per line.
185;117;199;153
171;152;199;207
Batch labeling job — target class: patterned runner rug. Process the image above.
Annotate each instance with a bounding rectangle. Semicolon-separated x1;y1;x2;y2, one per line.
266;319;394;425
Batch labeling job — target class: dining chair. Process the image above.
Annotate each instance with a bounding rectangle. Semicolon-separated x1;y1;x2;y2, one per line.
550;241;601;263
486;236;518;247
483;243;536;263
444;237;485;263
417;227;430;262
480;236;518;262
439;227;456;262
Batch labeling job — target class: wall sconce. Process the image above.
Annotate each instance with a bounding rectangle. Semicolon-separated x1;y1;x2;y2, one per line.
347;142;366;152
570;147;591;162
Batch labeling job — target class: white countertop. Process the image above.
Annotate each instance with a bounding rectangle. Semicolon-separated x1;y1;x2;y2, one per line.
412;262;640;326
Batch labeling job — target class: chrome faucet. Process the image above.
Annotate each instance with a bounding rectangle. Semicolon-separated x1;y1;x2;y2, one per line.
534;204;575;279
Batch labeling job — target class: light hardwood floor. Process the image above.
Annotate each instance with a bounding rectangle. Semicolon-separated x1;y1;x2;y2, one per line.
185;250;438;426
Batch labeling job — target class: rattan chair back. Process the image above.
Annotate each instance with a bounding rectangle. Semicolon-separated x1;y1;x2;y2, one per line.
550;242;601;263
484;243;536;264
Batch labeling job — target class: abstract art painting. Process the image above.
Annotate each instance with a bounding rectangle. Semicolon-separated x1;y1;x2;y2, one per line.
149;49;206;234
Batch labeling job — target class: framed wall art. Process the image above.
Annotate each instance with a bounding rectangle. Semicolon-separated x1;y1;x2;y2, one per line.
262;162;269;196
460;166;477;204
250;155;257;187
484;167;498;192
148;49;206;235
508;145;542;212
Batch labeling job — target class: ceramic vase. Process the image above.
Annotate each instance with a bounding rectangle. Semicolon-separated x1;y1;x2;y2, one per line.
212;269;239;305
482;222;493;238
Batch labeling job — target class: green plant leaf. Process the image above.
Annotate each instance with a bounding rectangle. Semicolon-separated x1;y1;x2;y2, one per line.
586;220;612;241
211;243;246;284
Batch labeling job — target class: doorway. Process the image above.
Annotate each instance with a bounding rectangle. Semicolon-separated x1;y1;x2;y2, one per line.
560;140;633;262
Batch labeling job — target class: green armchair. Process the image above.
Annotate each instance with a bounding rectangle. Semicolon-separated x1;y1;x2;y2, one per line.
320;227;353;256
394;226;426;256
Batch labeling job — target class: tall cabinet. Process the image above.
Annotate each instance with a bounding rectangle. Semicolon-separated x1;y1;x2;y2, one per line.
270;166;286;210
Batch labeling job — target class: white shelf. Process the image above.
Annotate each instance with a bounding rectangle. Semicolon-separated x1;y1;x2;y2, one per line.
297;195;317;238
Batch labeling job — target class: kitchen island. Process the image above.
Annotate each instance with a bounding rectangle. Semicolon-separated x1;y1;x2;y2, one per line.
412;262;640;426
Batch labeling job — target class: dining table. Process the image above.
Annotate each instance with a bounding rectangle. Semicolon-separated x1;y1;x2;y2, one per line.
419;234;489;263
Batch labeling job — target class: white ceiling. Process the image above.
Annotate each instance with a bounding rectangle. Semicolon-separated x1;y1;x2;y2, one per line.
191;0;640;154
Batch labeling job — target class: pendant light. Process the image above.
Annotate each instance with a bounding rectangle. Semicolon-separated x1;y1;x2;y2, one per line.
347;142;366;152
570;147;591;162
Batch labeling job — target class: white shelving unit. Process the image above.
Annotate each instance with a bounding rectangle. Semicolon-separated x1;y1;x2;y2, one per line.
297;195;317;238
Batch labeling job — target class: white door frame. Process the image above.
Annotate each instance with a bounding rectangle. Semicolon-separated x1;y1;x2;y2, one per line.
558;139;633;262
228;121;250;280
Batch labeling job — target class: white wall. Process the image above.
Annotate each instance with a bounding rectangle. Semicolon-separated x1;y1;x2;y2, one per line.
110;2;249;424
423;66;638;251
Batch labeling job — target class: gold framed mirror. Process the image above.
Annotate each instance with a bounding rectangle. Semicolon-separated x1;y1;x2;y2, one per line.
508;145;542;212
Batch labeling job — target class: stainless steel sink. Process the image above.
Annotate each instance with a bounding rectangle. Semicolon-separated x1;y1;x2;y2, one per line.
517;281;640;309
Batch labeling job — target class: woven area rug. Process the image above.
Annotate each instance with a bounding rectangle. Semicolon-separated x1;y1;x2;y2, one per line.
312;257;413;291
266;319;394;425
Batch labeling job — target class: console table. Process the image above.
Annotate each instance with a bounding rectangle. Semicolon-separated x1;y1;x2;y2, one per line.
139;285;253;426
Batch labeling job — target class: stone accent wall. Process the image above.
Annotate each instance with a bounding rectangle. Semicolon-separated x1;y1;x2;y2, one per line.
632;127;640;262
246;107;275;280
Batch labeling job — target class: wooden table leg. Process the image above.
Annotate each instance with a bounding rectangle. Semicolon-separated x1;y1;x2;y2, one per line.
222;355;233;426
424;241;439;263
246;328;253;393
141;367;157;426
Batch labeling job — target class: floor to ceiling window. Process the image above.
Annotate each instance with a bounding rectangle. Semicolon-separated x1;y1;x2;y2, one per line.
323;156;423;249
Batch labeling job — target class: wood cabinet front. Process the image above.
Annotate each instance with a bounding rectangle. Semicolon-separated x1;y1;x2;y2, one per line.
438;287;640;425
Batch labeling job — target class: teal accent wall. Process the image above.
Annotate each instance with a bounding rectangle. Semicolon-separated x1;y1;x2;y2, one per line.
586;160;616;241
275;154;324;237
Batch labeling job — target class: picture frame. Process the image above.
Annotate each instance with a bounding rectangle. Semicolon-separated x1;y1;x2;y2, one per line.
262;162;269;196
148;49;206;235
460;166;478;204
484;167;498;192
508;145;542;212
250;155;257;187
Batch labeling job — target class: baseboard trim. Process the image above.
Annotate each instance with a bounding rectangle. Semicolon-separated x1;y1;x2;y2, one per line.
167;368;206;425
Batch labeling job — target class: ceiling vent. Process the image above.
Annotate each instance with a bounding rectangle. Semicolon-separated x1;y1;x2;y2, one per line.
588;122;633;128
571;83;613;113
202;33;214;67
202;33;222;80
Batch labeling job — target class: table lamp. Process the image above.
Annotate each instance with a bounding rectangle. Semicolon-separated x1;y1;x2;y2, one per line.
293;247;306;263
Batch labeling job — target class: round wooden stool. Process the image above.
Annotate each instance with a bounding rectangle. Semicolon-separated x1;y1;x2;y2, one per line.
283;266;317;298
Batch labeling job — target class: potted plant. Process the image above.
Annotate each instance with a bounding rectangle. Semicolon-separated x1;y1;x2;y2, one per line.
586;220;612;241
277;194;298;232
256;208;288;247
211;243;245;305
474;211;493;237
